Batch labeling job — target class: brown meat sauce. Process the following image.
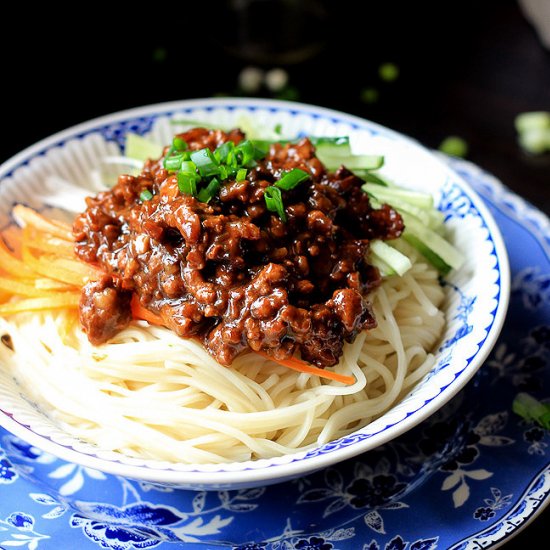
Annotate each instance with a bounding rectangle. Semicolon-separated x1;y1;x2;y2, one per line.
73;128;404;368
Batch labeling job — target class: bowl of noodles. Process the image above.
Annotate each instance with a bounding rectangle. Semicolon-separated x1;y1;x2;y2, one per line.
0;98;509;491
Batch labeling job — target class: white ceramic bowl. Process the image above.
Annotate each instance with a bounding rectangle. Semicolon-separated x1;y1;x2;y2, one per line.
0;98;510;490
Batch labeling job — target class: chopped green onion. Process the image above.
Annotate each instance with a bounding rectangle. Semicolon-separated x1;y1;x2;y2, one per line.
275;168;309;190
274;123;283;135
197;177;221;203
139;189;153;201
179;161;197;175
173;137;188;151
378;62;399;82
218;164;229;180
235;140;256;166
190;148;220;177
513;392;550;429
360;87;379;104
264;186;287;221
215;141;235;163
236;168;247;181
515;111;550;133
177;172;199;196
164;153;186;172
438;136;468;158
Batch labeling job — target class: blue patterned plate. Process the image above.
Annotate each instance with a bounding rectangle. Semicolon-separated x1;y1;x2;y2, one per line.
0;155;548;550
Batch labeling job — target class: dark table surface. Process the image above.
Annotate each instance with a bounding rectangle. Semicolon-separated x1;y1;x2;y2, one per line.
1;0;548;547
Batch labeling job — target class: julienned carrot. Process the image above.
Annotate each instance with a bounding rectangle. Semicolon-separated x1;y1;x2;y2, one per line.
12;204;73;241
0;237;37;278
130;294;165;326
0;276;50;297
24;229;75;256
256;350;356;385
0;293;80;315
20;246;88;287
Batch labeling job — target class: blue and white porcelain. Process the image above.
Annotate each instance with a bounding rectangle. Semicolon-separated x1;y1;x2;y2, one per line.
0;99;509;491
0;154;548;549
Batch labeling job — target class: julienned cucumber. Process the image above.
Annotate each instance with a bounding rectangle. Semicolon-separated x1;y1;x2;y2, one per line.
125;133;163;162
368;195;444;231
364;184;434;209
400;212;463;275
362;181;464;275
370;240;412;276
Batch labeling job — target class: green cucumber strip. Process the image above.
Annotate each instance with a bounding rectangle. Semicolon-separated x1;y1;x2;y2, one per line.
363;184;434;209
369;195;444;232
369;253;396;277
125;134;163;162
401;212;463;270
370;240;412;276
402;234;452;275
355;171;389;186
315;142;352;159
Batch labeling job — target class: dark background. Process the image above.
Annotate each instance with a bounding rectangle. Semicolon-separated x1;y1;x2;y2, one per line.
1;0;548;546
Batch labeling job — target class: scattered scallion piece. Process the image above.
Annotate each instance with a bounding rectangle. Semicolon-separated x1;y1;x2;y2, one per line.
275;168;309;190
378;62;399;82
177;172;199;196
190;148;220;178
236;168;248;181
215;141;235;164
264;186;287;222
139;189;153;202
173;137;188;151
360;87;379;104
438;136;468;158
515;111;550;154
513;392;550;429
164;153;186;172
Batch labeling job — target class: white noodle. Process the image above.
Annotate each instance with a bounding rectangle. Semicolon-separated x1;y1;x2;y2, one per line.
0;242;445;463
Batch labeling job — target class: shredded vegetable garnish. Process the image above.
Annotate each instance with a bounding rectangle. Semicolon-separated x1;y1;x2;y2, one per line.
438;136;468;158
378;62;400;82
515;111;550;154
513;392;550;429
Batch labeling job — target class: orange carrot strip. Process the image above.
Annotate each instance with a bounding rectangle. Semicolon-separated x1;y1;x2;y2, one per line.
256;350;356;385
12;204;73;241
21;246;86;287
0;293;80;315
24;229;75;257
0;237;37;278
130;294;165;326
0;276;49;298
34;278;74;291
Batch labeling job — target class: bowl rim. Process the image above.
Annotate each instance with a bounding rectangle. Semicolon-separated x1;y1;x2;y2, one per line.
0;97;511;488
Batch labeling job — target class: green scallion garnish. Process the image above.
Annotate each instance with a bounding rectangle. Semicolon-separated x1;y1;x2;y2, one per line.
513;392;550;429
190;148;220;178
215;141;235;164
173;137;188;151
139;189;153;201
264;186;287;222
177;172;199;196
197;177;221;203
236;168;247;181
164;153;187;172
275;168;309;191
